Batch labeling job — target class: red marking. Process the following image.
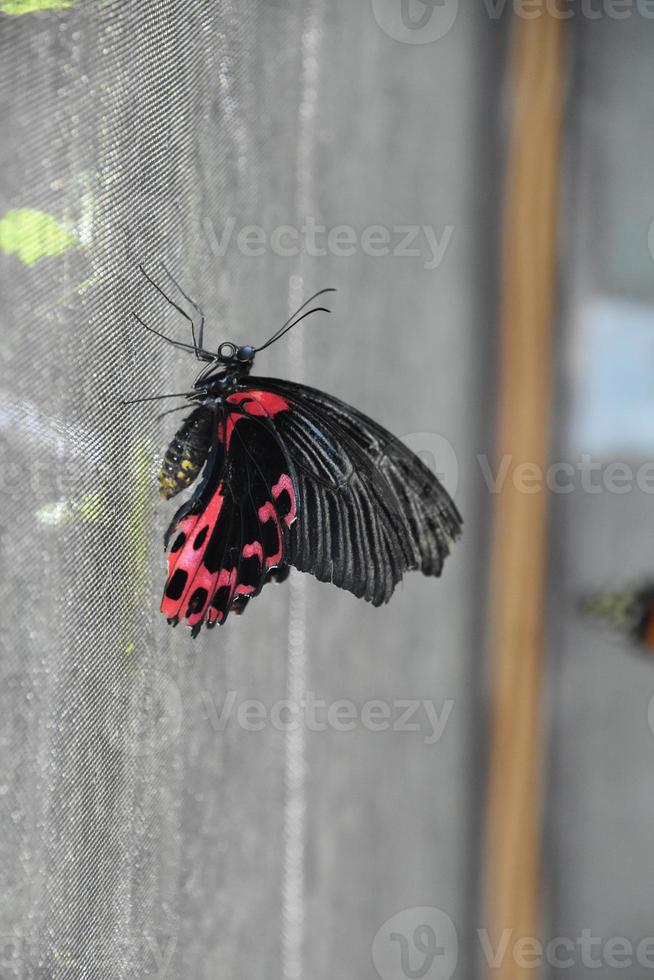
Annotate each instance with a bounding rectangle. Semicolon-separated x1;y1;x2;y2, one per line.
272;473;297;527
186;566;236;629
183;564;220;627
166;513;200;578
243;541;264;561
218;566;237;592
258;501;282;565
228;390;289;416
161;485;225;620
223;567;239;614
220;390;290;448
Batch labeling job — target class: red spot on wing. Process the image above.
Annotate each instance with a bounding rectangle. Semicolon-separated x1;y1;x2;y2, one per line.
221;390;290;448
243;541;264;562
165;512;200;578
187;566;236;629
272;473;297;527
258;500;283;566
228;390;289;416
161;484;225;621
234;584;256;598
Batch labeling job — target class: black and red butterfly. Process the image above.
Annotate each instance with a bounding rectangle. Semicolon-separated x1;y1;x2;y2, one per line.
128;266;462;636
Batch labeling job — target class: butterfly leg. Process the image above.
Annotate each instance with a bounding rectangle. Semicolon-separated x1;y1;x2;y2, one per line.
160;262;207;355
132;312;198;355
139;264;209;360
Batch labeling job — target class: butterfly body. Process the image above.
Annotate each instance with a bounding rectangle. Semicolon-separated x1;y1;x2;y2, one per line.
132;270;462;635
158;405;215;499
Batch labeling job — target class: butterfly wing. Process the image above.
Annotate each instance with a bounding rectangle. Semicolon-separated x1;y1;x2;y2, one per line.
247;377;462;606
160;381;461;632
160;393;296;634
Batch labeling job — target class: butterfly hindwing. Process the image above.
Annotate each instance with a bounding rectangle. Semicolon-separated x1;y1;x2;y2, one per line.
161;392;296;633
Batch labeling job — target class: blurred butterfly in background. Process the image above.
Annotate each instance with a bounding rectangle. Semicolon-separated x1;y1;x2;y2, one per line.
126;266;462;636
580;584;654;654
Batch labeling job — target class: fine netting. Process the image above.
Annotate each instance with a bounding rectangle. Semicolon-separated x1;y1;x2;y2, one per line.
0;4;492;978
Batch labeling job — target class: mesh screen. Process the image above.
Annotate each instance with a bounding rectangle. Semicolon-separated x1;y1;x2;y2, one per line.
0;4;496;977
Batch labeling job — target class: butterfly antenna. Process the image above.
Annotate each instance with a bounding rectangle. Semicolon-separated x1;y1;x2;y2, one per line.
256;287;336;352
121;390;197;406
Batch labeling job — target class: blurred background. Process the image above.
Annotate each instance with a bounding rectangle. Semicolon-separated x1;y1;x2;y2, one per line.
1;2;653;979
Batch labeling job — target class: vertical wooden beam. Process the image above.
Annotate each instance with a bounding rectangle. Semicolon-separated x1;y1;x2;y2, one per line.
485;6;567;978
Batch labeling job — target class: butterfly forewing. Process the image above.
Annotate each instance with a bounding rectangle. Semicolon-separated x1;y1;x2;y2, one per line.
249;377;461;584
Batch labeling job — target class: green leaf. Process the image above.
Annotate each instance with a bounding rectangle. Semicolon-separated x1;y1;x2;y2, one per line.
36;491;111;528
1;0;74;13
0;208;76;266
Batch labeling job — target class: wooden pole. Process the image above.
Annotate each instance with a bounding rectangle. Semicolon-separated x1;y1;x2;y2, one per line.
485;6;567;978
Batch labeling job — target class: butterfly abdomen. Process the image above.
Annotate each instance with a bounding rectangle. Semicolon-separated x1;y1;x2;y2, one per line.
158;405;214;500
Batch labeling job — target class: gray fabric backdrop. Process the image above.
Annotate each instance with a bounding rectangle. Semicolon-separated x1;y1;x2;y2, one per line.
1;3;653;980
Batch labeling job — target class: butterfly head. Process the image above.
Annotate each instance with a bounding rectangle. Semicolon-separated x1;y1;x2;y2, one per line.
213;342;256;377
127;271;335;406
191;341;256;395
217;342;256;368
